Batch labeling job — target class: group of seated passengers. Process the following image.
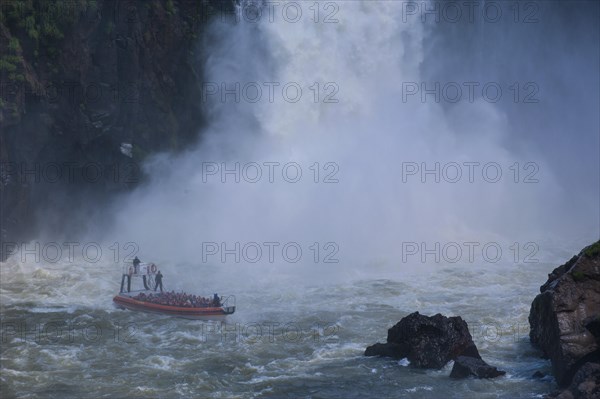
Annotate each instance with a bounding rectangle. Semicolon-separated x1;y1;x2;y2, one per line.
133;291;221;307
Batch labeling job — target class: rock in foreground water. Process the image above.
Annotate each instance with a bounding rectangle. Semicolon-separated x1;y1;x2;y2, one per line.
365;312;504;378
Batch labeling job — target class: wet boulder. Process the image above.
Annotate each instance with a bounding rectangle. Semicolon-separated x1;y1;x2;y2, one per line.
365;312;503;378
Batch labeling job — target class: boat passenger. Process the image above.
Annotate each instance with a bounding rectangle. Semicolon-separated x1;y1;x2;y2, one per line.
155;270;163;292
133;256;141;274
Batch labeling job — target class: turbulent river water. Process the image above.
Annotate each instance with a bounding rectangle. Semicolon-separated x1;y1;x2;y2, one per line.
0;253;576;398
2;0;599;398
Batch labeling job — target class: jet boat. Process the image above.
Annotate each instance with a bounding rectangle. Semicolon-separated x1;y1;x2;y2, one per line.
114;263;235;318
113;291;236;318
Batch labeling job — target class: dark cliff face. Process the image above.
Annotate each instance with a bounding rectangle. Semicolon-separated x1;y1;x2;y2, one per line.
529;241;600;389
0;0;233;256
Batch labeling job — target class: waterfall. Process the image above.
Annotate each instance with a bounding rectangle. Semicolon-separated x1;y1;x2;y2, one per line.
104;0;598;274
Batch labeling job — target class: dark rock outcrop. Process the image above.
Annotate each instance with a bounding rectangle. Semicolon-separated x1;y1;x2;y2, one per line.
529;240;600;388
449;356;505;379
365;312;480;368
365;312;504;378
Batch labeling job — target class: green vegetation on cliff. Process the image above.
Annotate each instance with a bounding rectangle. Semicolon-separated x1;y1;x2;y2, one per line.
583;240;600;258
1;0;96;45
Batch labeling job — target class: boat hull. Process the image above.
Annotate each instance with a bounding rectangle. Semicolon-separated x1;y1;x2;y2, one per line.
113;294;235;319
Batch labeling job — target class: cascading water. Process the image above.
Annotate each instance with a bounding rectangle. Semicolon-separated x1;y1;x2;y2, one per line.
1;1;598;398
104;0;596;264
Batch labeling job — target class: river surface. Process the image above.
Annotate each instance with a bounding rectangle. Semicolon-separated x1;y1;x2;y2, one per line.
0;254;571;398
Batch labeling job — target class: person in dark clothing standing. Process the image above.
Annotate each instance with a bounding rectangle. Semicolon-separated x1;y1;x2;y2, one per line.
133;256;141;274
154;270;163;292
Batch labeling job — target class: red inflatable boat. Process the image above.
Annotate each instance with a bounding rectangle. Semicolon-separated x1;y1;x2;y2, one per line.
114;263;235;318
113;292;236;318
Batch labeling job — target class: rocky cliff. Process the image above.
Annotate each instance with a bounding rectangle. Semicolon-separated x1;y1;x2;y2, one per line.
529;240;600;397
0;0;233;258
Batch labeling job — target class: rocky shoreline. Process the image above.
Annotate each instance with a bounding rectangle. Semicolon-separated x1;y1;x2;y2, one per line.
529;240;600;398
